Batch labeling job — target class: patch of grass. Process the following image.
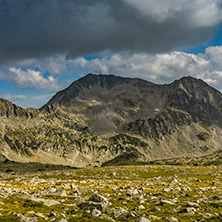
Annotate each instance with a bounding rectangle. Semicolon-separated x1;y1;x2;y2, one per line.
182;174;215;181
0;216;19;222
138;170;176;178
69;216;112;222
206;216;222;222
23;200;44;208
210;202;222;209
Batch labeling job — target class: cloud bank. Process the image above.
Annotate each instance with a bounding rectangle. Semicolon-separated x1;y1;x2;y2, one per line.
2;46;222;91
0;67;60;91
1;93;54;109
1;46;222;107
0;0;221;62
73;46;222;89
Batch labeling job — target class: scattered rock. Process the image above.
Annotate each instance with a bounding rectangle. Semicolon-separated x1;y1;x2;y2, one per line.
35;212;45;218
159;199;175;205
109;207;128;218
148;207;161;213
78;201;106;211
149;215;161;220
187;202;199;208
91;209;101;217
166;216;178;222
21;217;36;222
89;193;108;203
31;198;60;207
53;219;68;222
136;217;150;222
138;205;145;210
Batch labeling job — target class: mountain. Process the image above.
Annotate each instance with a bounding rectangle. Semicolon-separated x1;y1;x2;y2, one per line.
1;74;222;167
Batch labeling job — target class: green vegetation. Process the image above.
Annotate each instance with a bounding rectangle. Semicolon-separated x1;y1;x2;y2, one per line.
0;164;221;221
0;216;19;222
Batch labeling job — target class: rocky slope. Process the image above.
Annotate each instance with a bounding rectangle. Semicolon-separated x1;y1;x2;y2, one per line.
1;74;222;167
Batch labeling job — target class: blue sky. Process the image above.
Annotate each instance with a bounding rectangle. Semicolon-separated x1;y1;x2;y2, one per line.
185;25;222;54
0;0;222;108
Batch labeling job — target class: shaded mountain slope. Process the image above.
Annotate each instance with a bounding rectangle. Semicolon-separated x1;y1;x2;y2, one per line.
1;74;222;167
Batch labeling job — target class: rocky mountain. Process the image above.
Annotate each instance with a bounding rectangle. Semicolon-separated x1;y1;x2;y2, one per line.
1;74;222;167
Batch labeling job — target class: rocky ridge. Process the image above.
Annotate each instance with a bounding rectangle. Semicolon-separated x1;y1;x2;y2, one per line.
0;74;222;166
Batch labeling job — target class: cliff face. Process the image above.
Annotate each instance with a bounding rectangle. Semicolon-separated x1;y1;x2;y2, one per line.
1;74;222;167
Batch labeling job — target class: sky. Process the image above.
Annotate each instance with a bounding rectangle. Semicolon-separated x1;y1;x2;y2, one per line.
0;0;222;108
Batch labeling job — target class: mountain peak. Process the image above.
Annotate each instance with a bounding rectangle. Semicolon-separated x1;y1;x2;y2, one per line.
2;74;222;167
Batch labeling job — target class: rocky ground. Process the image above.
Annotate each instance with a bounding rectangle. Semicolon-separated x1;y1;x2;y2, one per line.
0;164;221;221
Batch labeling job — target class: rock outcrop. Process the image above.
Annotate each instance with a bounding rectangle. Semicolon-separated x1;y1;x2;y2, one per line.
1;74;222;166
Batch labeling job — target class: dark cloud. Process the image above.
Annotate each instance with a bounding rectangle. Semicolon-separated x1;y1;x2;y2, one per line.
0;0;221;62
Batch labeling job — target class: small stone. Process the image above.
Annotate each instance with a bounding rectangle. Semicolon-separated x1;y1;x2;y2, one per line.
35;212;45;218
126;211;137;218
172;178;178;183
159;199;175;205
78;201;106;211
100;215;115;221
110;207;128;218
112;172;116;177
162;188;171;192
49;187;57;193
21;217;36;222
210;195;221;200
149;215;161;220
202;213;213;218
187;202;199;208
49;212;56;217
53;219;68;222
138;205;145;210
91;209;101;217
166;216;178;222
60;190;67;197
89;193;108;203
148;207;161;213
126;189;139;196
31;198;60;207
61;213;66;217
180;207;196;214
136;217;150;222
205;208;213;213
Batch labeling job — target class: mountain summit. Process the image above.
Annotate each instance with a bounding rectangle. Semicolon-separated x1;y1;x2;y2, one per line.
1;74;222;166
42;74;222;134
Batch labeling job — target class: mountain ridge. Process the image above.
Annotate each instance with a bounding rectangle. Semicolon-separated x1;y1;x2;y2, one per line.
0;74;222;167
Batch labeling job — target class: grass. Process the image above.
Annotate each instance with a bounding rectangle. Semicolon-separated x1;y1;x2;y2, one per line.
0;164;221;221
0;217;19;222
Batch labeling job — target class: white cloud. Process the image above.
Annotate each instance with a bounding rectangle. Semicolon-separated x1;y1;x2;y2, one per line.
66;46;222;90
1;67;60;91
1;93;54;109
2;93;27;102
2;46;222;94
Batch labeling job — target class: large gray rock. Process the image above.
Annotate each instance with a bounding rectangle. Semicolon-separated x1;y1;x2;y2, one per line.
110;207;128;218
159;199;175;205
78;201;106;211
89;193;108;203
31;197;60;207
